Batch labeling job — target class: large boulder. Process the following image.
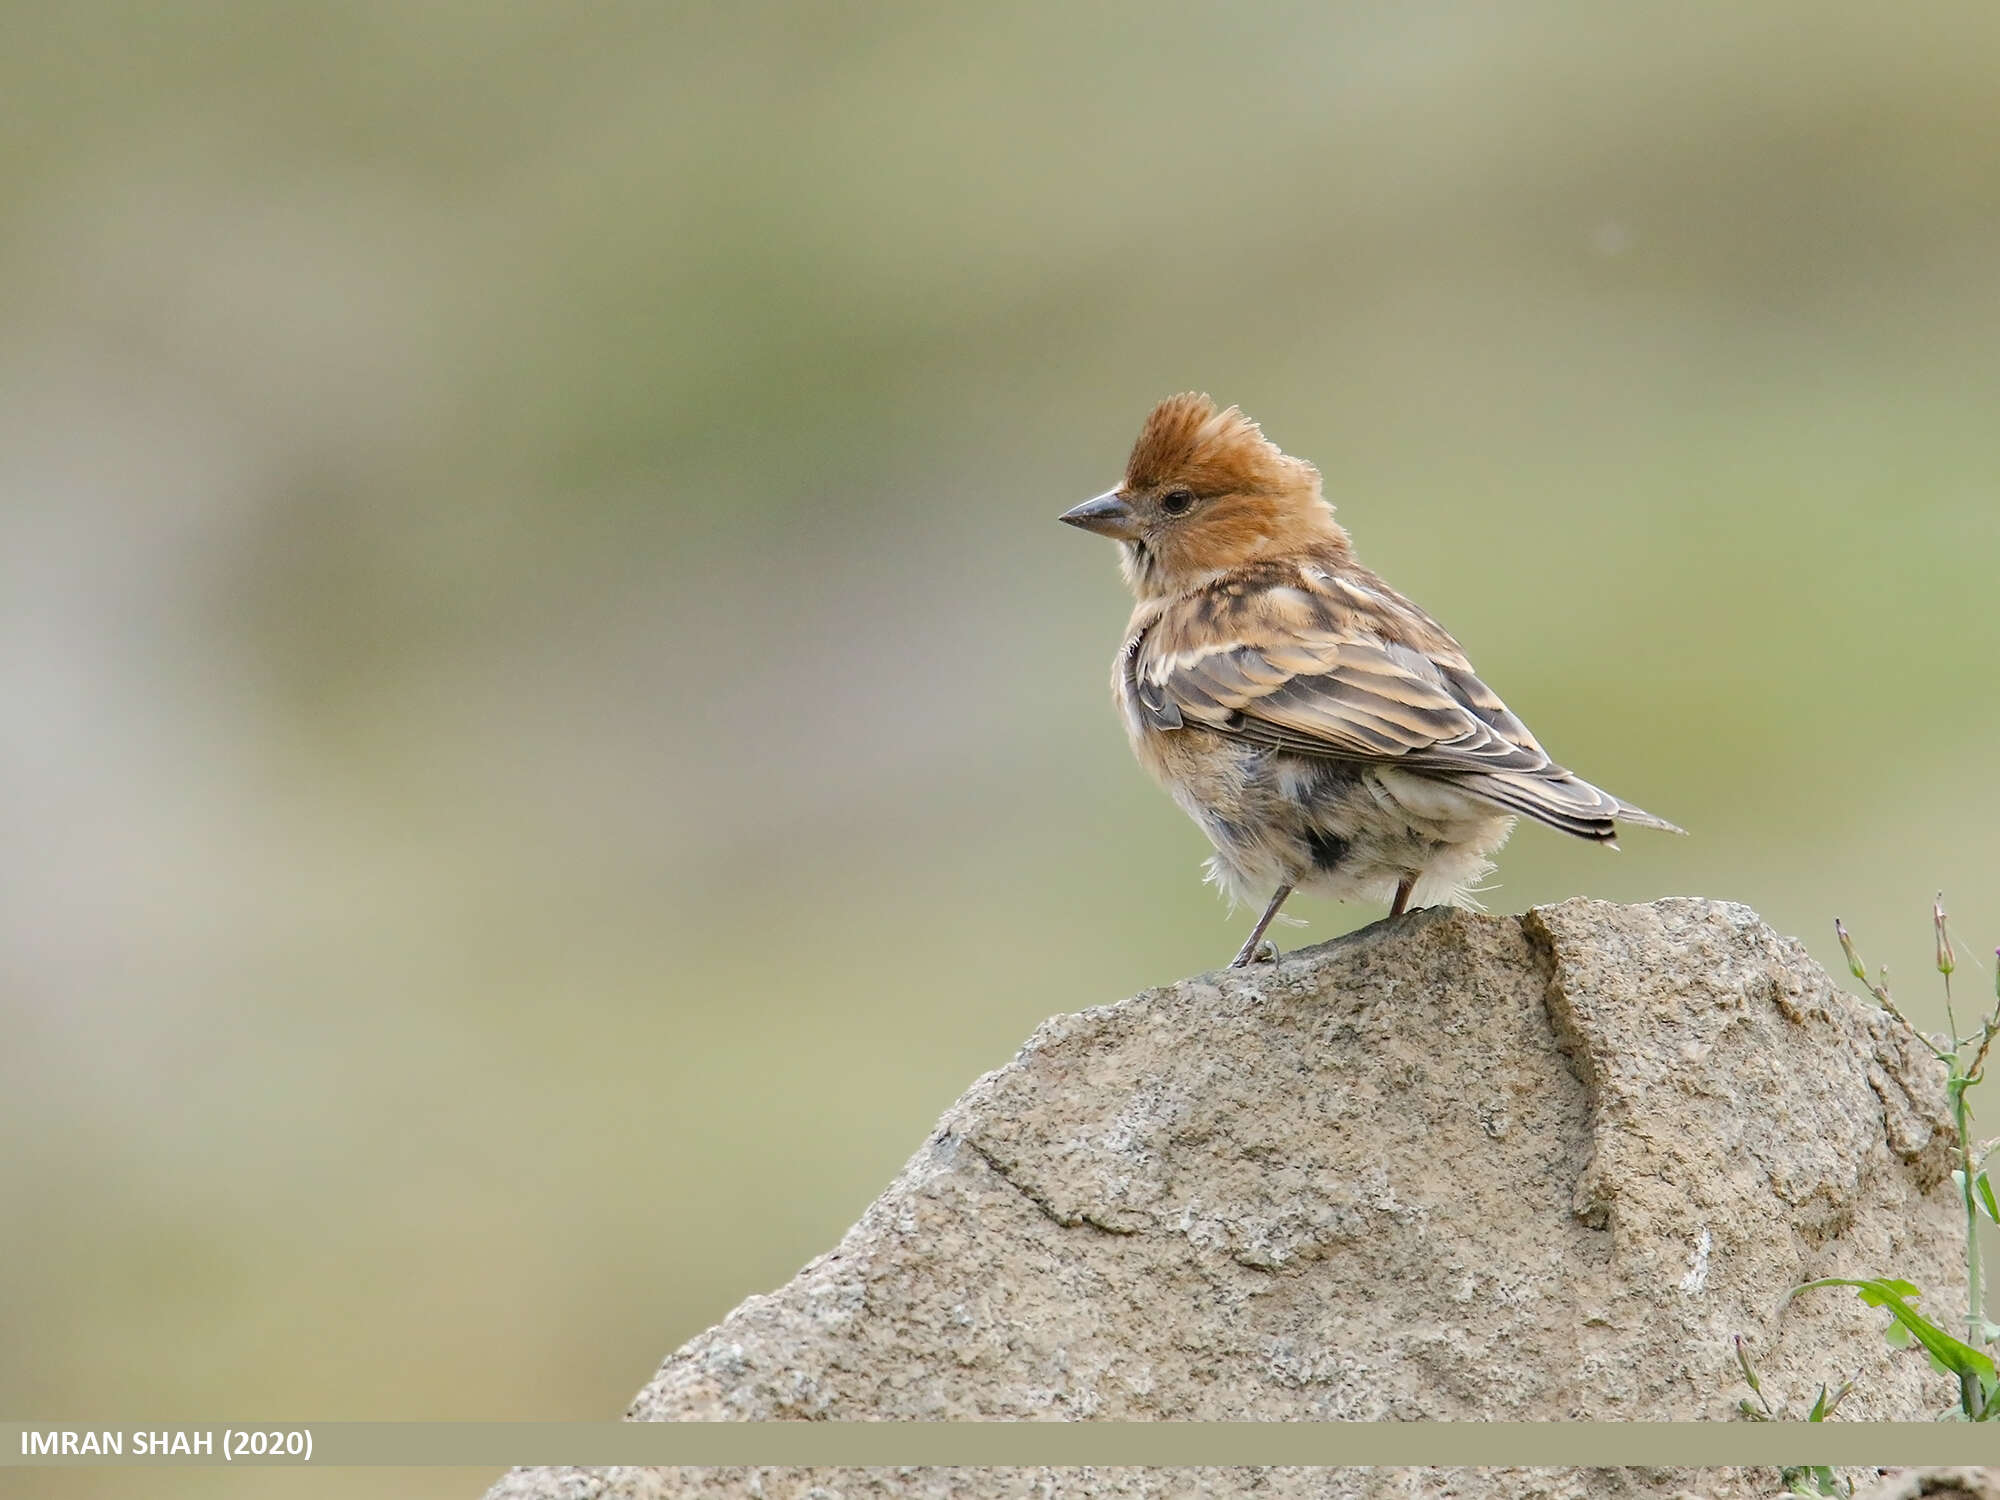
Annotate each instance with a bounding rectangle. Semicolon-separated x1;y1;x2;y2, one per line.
486;899;1967;1500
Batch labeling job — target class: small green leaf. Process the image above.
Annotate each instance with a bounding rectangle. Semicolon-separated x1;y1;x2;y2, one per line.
1978;1171;2000;1225
1806;1378;1854;1422
1980;1379;2000;1421
1792;1278;1999;1385
1885;1320;1913;1349
1858;1277;1922;1303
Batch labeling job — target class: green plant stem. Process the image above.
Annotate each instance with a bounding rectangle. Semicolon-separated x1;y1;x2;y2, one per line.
1956;1072;1983;1416
1873;982;1952;1064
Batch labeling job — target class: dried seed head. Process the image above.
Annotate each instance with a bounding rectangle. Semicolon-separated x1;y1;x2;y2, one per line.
1835;919;1868;982
1934;894;1956;977
1734;1335;1760;1393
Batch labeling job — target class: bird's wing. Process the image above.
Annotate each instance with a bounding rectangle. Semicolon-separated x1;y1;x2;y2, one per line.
1134;604;1680;839
1138;627;1543;773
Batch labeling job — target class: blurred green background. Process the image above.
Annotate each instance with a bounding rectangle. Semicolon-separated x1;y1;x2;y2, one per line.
5;2;1999;1495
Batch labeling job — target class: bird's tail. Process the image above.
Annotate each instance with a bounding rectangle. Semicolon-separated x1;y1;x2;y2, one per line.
1453;769;1685;843
1609;799;1686;836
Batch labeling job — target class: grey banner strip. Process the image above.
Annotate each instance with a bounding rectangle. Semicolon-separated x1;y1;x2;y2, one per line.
3;1423;1996;1467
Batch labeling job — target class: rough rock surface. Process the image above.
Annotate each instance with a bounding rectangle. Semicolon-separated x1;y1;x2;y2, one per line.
488;1470;1994;1500
485;899;1967;1500
1855;1471;2000;1500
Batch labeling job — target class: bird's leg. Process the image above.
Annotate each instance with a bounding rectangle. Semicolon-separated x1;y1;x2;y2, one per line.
1230;883;1294;968
1390;876;1416;918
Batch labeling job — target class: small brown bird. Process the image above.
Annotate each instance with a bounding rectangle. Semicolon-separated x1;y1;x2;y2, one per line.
1062;393;1681;968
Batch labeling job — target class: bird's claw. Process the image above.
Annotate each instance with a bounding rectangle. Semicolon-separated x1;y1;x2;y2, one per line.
1228;939;1280;968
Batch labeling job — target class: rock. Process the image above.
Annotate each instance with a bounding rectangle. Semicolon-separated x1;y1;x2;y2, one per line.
484;899;1967;1500
1856;1470;2000;1500
486;1470;1992;1500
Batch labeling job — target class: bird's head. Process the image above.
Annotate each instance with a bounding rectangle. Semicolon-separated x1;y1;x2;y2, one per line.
1060;392;1347;597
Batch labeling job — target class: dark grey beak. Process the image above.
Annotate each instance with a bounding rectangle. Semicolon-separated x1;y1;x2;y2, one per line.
1059;489;1140;541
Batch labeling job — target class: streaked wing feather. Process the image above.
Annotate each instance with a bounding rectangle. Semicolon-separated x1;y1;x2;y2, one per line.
1455;771;1621;841
1140;606;1679;839
1160;635;1551;778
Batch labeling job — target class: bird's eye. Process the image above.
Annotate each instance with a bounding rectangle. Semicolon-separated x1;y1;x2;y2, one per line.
1160;489;1196;516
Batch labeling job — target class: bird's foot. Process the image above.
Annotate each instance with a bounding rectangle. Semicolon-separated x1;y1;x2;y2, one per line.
1390;875;1417;918
1228;938;1280;968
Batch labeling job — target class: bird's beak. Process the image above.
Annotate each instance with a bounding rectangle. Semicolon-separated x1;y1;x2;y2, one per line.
1059;489;1141;541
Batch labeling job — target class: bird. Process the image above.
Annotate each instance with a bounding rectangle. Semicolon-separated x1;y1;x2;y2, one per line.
1060;392;1681;969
